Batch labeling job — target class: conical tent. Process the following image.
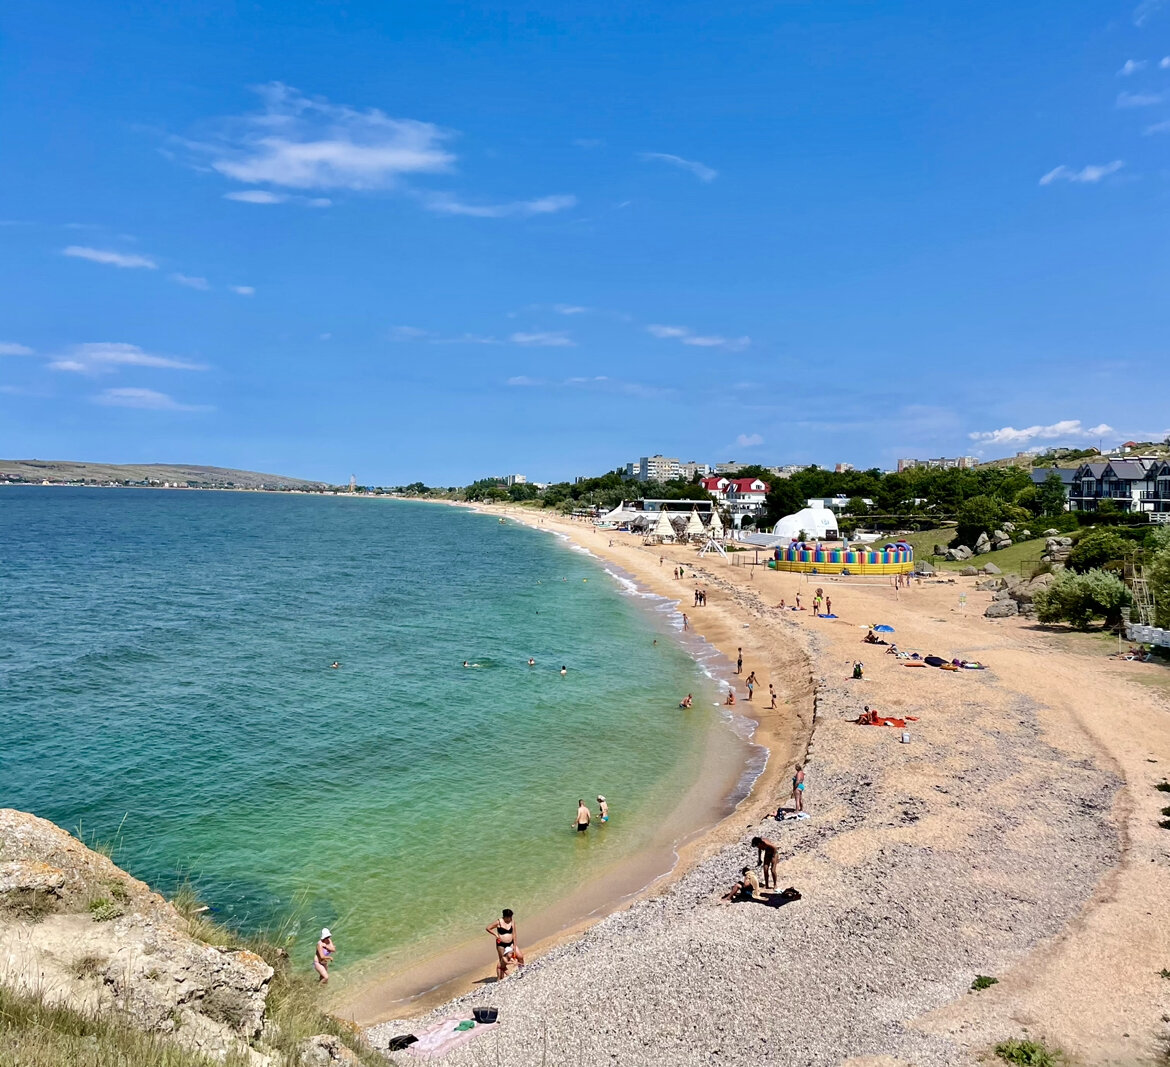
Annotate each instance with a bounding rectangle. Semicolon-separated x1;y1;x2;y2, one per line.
651;509;676;541
684;509;705;538
708;510;725;539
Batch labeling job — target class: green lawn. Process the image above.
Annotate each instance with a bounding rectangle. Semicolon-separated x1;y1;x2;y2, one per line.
896;528;1046;575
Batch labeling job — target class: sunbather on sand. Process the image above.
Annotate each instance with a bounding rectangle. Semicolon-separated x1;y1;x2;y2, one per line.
721;867;765;902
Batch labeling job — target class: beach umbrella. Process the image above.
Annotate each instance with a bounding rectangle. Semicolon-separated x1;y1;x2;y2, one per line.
873;624;895;633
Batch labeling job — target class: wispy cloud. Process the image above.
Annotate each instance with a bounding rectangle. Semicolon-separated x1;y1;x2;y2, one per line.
1162;56;1170;67
48;342;207;375
62;246;157;269
639;152;718;182
93;387;210;412
968;419;1114;447
1133;0;1166;26
647;323;750;351
0;342;34;356
170;273;209;290
553;304;588;315
509;331;575;347
736;433;764;448
423;193;576;218
231;285;255;296
506;374;669;399
223;189;332;207
389;325;501;345
1038;161;1124;185
1116;89;1169;107
1118;59;1147;75
200;83;454;193
1145;118;1170;134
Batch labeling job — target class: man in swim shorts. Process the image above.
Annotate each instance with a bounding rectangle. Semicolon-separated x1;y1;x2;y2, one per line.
575;799;591;832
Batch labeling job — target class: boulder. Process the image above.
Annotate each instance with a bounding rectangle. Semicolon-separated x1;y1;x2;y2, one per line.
0;859;67;896
1002;521;1015;532
984;600;1019;618
982;562;1002;575
1011;572;1055;605
975;577;1005;590
1020;529;1032;539
1043;528;1060;536
961;566;979;576
301;1035;364;1066
992;589;1014;601
974;533;992;555
915;561;936;575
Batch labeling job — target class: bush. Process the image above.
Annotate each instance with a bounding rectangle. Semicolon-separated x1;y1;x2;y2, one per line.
994;1038;1061;1066
971;974;998;990
1033;569;1132;630
955;495;1004;548
1067;530;1130;573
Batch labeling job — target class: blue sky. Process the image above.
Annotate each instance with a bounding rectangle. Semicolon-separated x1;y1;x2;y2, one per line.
1;0;1168;484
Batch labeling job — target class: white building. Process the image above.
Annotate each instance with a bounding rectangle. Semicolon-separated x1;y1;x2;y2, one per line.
637;455;681;482
679;460;712;480
504;474;527;486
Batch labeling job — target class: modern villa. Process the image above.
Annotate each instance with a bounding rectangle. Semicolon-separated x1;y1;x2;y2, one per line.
1068;457;1170;515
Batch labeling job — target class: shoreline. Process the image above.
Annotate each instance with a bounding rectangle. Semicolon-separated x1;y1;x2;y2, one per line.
334;504;815;1025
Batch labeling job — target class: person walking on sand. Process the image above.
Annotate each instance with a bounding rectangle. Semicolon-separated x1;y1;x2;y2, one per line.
486;909;524;980
575;799;591;832
792;764;806;812
745;671;757;701
736;648;743;675
314;928;335;983
751;835;780;889
597;795;609;822
769;684;778;709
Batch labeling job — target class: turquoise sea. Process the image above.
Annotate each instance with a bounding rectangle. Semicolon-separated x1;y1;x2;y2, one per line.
0;489;738;974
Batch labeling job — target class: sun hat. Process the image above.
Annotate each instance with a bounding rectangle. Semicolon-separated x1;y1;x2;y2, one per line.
597;795;605;802
321;928;332;939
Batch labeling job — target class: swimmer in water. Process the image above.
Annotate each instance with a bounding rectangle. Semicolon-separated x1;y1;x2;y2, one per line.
560;665;567;676
679;693;693;708
528;657;535;667
330;662;340;669
574;799;591;832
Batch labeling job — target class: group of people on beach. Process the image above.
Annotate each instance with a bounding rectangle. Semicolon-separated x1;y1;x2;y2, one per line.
692;587;708;606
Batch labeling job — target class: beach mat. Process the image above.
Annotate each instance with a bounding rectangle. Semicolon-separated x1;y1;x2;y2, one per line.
404;1017;499;1059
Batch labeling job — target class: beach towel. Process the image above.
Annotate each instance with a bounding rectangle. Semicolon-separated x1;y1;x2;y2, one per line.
405;1018;499;1059
903;661;926;667
923;656;946;667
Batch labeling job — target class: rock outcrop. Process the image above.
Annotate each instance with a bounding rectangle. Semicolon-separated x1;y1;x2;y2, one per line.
0;809;275;1063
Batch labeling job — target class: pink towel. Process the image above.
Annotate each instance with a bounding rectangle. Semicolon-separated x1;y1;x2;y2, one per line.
405;1017;499;1059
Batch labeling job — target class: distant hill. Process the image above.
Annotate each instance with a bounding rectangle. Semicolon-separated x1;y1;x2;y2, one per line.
0;459;327;490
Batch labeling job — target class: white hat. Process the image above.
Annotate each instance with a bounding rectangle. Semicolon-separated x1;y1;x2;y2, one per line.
597;795;605;802
321;927;332;940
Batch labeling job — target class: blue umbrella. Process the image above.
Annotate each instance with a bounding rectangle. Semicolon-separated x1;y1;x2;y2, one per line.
873;624;895;633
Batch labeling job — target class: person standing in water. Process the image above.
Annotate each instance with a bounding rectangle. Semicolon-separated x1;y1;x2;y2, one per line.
575;799;591;832
486;909;524;980
682;612;689;631
560;665;567;676
527;657;535;667
597;795;608;822
314;928;335;983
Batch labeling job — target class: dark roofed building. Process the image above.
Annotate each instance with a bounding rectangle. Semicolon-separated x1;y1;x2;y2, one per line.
1030;466;1076;507
1069;457;1169;514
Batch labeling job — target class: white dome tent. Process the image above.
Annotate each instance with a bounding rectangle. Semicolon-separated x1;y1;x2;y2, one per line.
771;507;839;542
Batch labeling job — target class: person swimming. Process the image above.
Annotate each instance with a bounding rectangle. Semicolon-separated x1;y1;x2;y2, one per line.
679;693;693;708
527;657;535;666
330;662;340;669
560;665;567;676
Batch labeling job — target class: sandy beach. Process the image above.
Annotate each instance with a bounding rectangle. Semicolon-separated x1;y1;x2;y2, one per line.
355;506;1170;1065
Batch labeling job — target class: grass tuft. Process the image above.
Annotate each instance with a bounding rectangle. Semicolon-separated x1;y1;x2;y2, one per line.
971;975;999;991
71;955;107;981
994;1038;1062;1066
87;897;124;923
1;888;58;923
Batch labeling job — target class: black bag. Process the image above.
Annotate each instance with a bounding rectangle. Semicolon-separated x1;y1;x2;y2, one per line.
387;1034;417;1051
473;1006;500;1024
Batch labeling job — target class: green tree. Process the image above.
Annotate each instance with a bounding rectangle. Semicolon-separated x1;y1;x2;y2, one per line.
1036;470;1069;517
1146;526;1170;628
954;494;1004;548
1067;529;1130;574
763;480;805;526
847;496;870;517
1034;569;1133;630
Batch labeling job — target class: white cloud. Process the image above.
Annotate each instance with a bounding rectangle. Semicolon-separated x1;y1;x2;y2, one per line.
736;433;764;448
1145;119;1170;134
170;273;210;290
423;193;576;218
93;387;209;412
204;83;455;192
1162;56;1170;67
1117;90;1169;107
390;325;502;344
1118;59;1147;75
1038;161;1124;185
646;323;750;351
509;331;574;347
0;342;34;356
553;304;588;315
507;375;543;386
223;189;331;207
48;342;207;374
639;152;718;182
390;325;431;341
968;419;1114;447
231;285;255;296
62;246;157;269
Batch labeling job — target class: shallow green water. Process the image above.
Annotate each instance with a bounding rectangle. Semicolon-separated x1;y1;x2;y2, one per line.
0;489;730;968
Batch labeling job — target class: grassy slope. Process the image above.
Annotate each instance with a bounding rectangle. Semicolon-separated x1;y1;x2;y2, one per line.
898;528;1046;575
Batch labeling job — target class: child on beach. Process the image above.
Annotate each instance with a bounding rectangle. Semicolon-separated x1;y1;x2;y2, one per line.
314;928;335;983
769;684;778;709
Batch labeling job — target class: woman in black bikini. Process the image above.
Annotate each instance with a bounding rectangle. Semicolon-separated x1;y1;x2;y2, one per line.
486;908;524;980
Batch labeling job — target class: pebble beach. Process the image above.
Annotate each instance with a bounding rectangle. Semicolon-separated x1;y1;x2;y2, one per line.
361;510;1170;1066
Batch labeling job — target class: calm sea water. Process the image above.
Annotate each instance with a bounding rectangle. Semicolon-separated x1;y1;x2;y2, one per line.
0;489;725;968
